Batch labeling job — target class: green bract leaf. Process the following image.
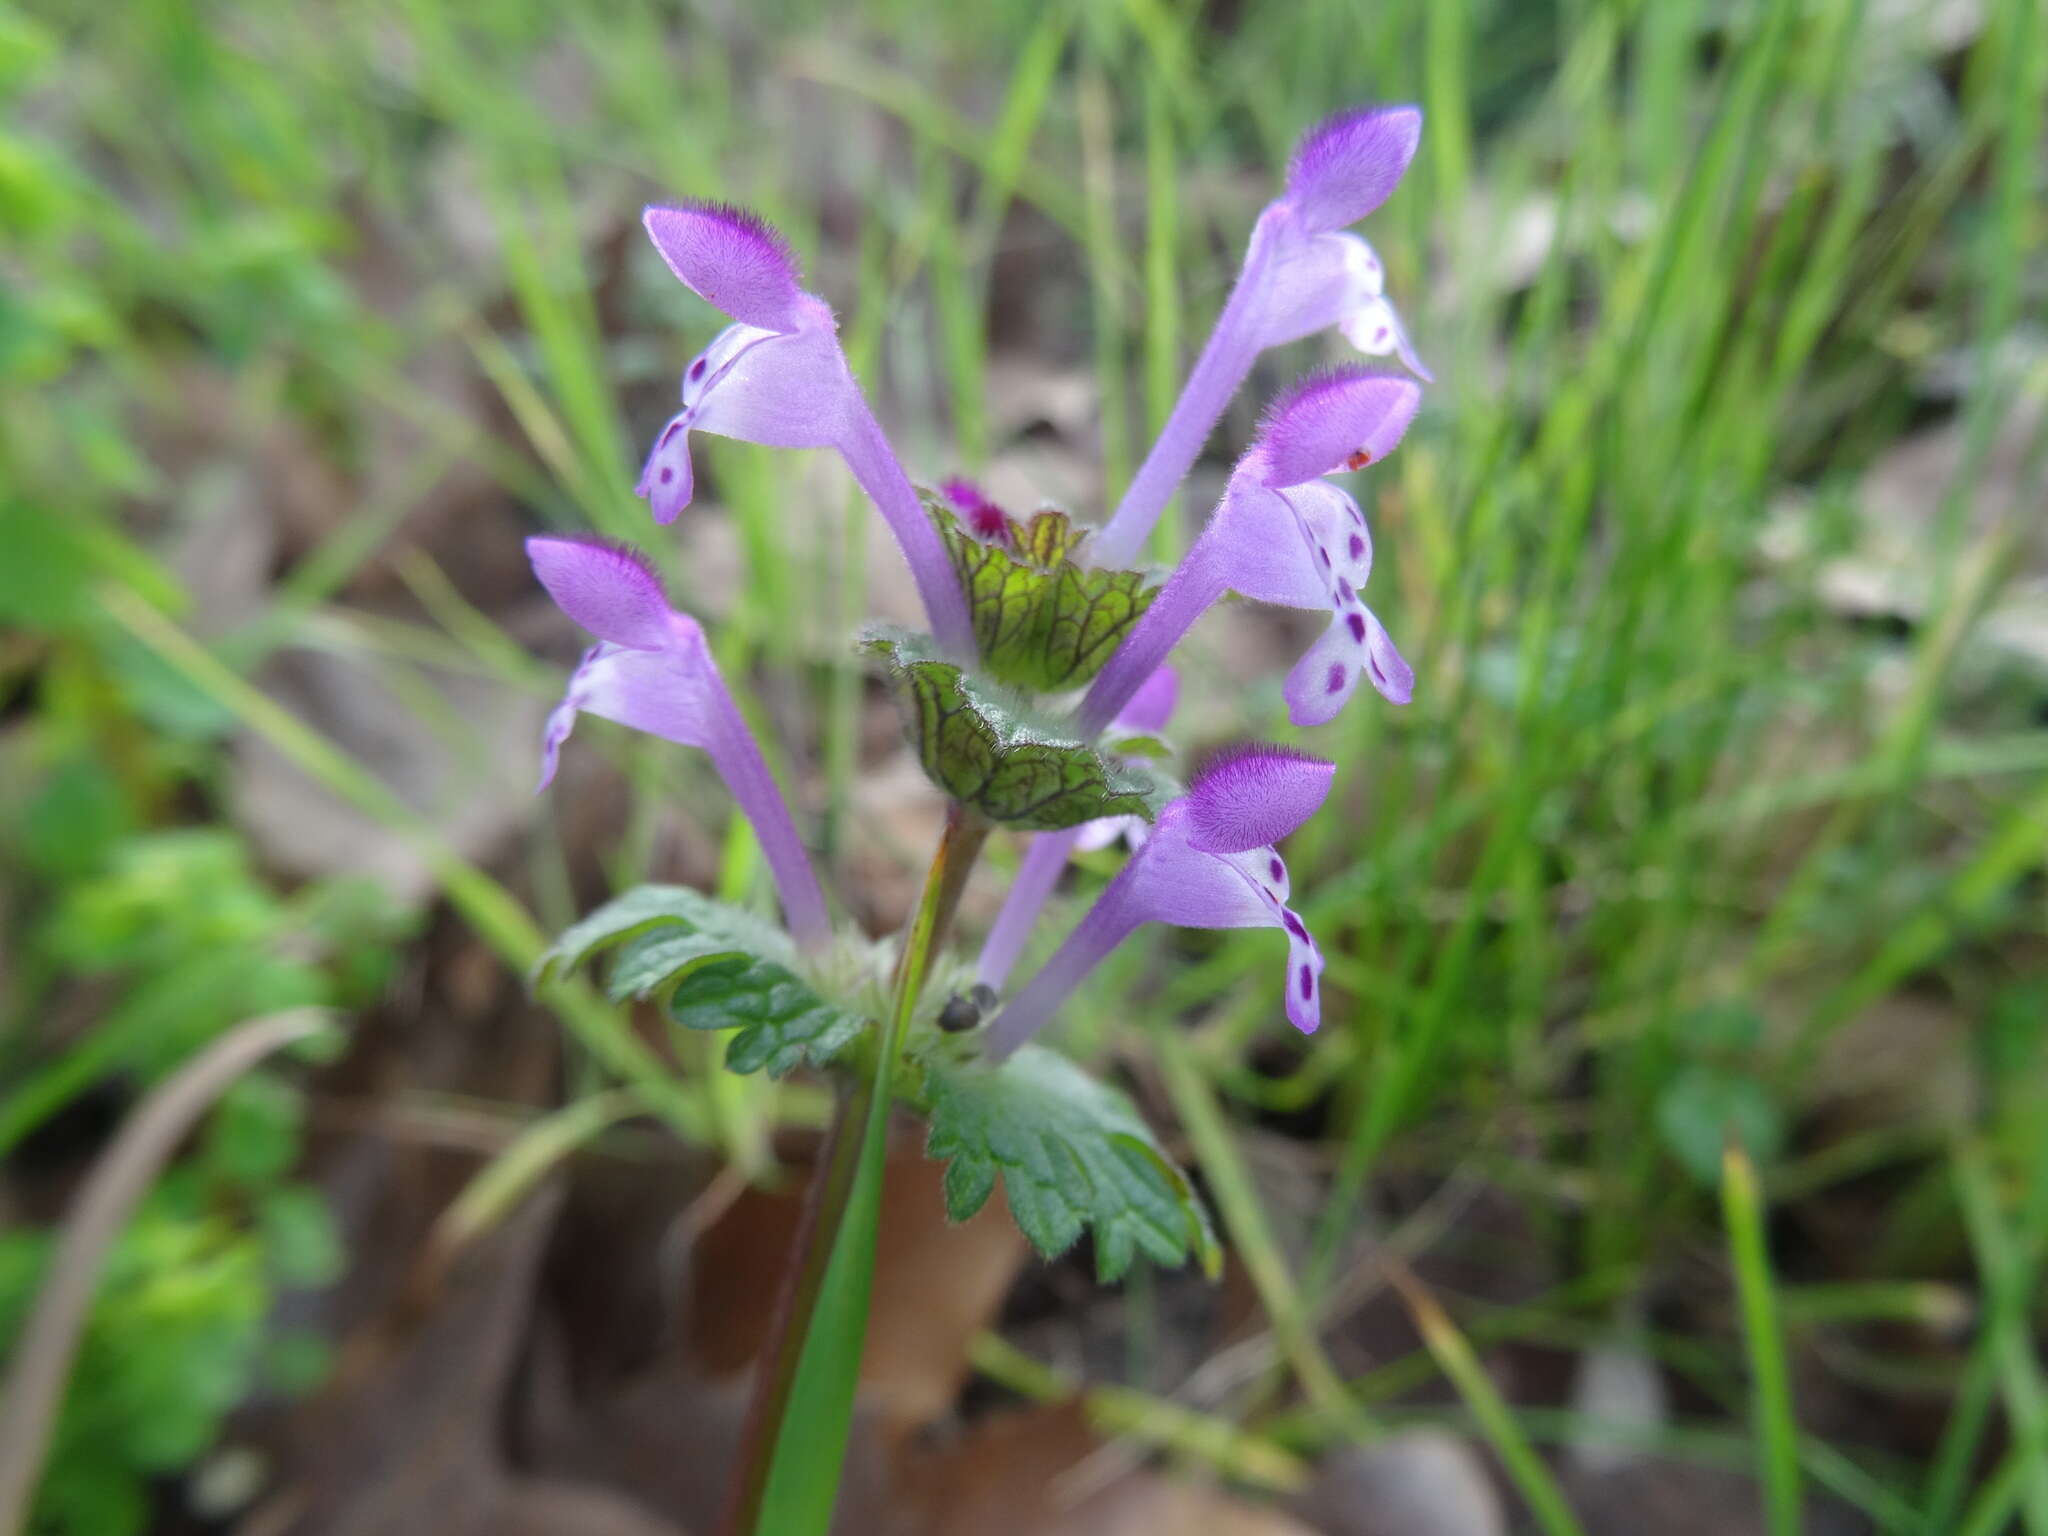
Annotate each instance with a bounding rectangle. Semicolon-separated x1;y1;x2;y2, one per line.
864;629;1169;831
534;885;870;1078
913;1041;1220;1282
926;494;1161;692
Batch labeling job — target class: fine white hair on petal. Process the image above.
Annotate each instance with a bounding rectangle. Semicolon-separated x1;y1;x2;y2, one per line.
1284;104;1424;234
1184;743;1336;853
527;537;673;650
1255;367;1422;488
642;202;806;331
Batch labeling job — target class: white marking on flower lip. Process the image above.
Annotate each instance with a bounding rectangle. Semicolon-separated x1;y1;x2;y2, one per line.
680;321;779;411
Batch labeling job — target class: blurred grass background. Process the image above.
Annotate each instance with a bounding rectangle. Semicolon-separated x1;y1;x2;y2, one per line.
2;0;2046;1531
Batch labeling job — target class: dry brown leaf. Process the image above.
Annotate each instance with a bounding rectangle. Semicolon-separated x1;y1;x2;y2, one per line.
687;1128;1028;1438
239;1187;684;1536
901;1403;1323;1536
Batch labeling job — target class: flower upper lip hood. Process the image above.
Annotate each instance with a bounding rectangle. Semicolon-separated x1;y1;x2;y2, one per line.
984;742;1335;1059
1282;104;1425;233
634;202;975;658
1080;366;1421;737
1094;104;1427;567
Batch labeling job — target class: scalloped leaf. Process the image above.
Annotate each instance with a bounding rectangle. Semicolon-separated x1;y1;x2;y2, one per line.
864;629;1168;831
913;1041;1220;1283
535;885;869;1077
927;494;1161;692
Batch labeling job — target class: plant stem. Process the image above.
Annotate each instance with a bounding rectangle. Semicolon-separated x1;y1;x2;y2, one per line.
723;805;987;1536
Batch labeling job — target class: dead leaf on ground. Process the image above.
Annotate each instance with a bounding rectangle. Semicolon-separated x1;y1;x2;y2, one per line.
901;1402;1323;1536
686;1128;1028;1438
239;1187;684;1536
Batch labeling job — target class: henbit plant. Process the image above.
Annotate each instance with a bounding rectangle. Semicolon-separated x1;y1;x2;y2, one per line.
528;104;1428;1534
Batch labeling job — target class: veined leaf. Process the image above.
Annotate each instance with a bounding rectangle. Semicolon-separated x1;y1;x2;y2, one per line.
912;1040;1219;1282
864;629;1168;831
926;494;1161;692
535;885;870;1077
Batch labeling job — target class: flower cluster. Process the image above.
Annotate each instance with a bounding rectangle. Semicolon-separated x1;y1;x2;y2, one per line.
530;104;1427;1056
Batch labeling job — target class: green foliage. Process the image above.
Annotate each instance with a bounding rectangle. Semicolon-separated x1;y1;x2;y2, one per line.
926;493;1161;691
913;1041;1219;1282
1653;1003;1783;1185
0;502;95;630
0;1188;340;1536
536;884;873;1077
0;701;399;1536
864;628;1168;830
0;829;403;1155
1656;1065;1785;1187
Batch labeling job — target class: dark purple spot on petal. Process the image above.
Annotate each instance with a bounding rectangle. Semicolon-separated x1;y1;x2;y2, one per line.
1347;612;1366;642
1284;912;1307;940
1348;533;1366;560
688;357;708;382
660;468;674;484
1269;857;1284;881
1368;654;1389;688
1337;577;1355;602
1326;662;1347;694
1318;545;1331;566
1299;964;1314;1000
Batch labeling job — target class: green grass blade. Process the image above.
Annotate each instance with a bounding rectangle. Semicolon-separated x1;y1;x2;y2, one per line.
1723;1144;1804;1536
1955;1433;2048;1536
1150;1023;1355;1423
1950;1140;2048;1535
745;1071;893;1536
1387;1265;1589;1536
429;1088;648;1260
1077;59;1130;510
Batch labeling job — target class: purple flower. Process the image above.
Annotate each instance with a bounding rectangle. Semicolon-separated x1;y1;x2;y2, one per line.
939;476;1013;544
1080;367;1420;736
1095;105;1427;565
976;665;1179;992
636;203;974;657
983;744;1334;1058
528;536;832;949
